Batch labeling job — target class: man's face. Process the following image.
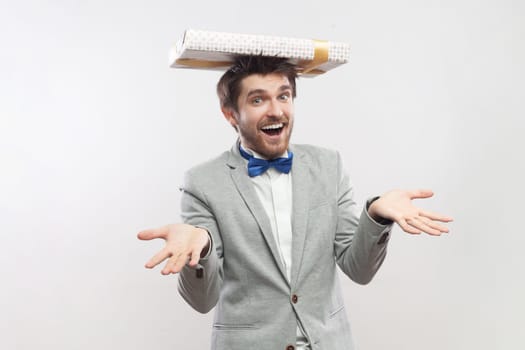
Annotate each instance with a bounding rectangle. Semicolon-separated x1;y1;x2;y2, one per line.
223;73;294;159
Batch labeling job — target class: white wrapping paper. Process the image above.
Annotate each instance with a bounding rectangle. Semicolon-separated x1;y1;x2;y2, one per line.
169;29;350;76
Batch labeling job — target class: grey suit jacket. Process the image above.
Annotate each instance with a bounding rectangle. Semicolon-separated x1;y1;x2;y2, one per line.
178;143;392;350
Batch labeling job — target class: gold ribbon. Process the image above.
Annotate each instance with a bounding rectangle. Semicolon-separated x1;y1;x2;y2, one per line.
173;39;330;75
174;58;232;69
297;39;329;75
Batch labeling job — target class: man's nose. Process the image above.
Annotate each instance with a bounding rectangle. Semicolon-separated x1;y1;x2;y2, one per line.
267;100;283;118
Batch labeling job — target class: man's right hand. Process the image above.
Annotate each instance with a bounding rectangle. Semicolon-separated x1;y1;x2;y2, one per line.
137;224;210;275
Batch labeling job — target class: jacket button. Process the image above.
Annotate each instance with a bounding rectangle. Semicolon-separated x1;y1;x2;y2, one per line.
291;294;298;304
286;346;295;350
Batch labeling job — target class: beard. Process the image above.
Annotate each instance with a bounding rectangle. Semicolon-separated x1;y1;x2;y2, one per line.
237;116;293;159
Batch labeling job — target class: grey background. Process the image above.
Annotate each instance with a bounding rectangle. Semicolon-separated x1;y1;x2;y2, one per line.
1;0;524;349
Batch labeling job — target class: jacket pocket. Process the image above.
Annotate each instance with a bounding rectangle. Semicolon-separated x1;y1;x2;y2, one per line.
213;323;258;330
328;305;345;319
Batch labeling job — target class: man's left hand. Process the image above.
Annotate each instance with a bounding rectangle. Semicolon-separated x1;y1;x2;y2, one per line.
368;189;453;235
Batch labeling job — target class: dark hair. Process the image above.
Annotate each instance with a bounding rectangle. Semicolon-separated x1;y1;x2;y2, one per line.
217;55;298;112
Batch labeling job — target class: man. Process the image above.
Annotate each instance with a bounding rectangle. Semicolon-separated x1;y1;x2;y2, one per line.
138;55;452;350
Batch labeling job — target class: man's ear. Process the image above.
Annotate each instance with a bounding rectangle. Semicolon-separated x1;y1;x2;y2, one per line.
221;106;238;129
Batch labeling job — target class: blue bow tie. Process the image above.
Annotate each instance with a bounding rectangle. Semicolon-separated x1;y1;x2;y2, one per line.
239;146;293;177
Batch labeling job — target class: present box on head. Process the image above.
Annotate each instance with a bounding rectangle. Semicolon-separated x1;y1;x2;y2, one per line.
169;29;351;77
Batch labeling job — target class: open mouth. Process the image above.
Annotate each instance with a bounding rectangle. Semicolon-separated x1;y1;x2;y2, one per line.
261;123;285;136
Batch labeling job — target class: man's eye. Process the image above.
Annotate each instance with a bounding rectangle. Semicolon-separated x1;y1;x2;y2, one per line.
251;97;262;104
279;94;290;101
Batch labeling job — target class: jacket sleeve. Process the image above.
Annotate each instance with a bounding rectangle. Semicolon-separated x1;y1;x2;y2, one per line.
333;152;393;285
177;172;223;313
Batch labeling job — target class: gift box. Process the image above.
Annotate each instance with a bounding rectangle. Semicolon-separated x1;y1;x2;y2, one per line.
169;29;350;77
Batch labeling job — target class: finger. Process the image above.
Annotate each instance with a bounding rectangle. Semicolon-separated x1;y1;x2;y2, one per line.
145;248;171;269
418;217;450;233
137;226;169;240
161;258;172;275
188;248;201;267
161;255;180;275
408;218;442;236
419;209;454;222
397;218;422;235
172;252;191;274
407;189;434;199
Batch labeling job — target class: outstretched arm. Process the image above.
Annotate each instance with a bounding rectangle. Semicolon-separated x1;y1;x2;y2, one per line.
368;189;453;235
137;171;223;314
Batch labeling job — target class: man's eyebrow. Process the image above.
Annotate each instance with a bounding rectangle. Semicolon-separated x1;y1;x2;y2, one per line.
246;89;266;98
246;85;292;98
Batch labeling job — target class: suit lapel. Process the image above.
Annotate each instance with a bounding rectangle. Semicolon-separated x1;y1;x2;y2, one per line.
227;144;289;283
290;146;310;289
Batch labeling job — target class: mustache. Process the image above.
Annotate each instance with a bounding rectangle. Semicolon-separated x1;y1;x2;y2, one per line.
259;115;288;126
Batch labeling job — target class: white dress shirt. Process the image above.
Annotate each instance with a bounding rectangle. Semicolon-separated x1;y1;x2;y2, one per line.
242;145;310;349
